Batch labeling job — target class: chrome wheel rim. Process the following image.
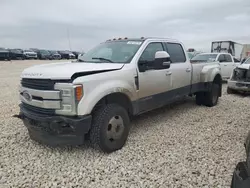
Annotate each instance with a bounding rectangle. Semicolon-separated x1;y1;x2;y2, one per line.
106;115;124;142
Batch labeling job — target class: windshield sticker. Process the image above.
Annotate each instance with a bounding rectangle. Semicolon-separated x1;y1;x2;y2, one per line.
127;41;142;45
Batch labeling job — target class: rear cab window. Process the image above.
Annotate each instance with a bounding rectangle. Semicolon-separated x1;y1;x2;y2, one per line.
164;43;186;63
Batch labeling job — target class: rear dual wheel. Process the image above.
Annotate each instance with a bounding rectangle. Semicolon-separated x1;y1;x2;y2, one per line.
195;83;220;107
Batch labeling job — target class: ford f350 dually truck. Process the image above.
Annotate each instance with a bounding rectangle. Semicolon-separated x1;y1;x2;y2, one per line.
18;37;222;153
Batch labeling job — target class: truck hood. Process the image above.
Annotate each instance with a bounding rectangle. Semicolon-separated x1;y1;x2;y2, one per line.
21;61;124;80
236;64;250;70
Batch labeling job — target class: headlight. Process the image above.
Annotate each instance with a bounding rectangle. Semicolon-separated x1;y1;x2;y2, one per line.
54;83;83;115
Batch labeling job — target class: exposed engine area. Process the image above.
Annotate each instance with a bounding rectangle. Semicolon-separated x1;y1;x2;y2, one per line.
232;68;250;82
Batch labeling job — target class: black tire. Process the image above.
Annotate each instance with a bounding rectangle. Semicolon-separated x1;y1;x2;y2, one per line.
203;84;220;107
89;104;130;153
195;92;205;105
227;87;237;94
195;83;220;107
245;131;250;170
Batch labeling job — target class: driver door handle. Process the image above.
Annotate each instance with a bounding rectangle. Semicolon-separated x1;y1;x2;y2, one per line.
166;71;172;76
186;68;191;72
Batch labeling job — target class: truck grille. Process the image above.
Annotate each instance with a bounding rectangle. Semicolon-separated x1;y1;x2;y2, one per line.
21;103;55;115
21;78;55;90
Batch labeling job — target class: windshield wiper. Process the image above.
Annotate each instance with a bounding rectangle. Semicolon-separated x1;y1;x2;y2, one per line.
92;57;114;63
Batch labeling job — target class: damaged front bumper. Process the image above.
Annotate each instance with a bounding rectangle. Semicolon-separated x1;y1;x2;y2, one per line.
228;80;250;92
19;104;92;146
228;67;250;92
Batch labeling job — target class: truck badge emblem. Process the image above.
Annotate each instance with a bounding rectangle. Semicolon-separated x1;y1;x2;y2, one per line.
23;91;32;102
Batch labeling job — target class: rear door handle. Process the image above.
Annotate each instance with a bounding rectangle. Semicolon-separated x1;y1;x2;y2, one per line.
166;71;172;76
186;68;191;72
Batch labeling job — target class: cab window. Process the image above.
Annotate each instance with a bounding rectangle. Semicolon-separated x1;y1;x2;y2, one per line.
139;42;164;70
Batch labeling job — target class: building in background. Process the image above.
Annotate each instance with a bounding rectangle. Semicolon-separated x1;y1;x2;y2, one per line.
242;44;250;59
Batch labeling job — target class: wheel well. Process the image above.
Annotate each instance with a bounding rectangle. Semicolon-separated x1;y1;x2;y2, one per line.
213;74;222;96
92;93;134;116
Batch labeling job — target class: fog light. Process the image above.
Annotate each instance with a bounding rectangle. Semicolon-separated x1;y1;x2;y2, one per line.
62;104;72;111
62;89;71;96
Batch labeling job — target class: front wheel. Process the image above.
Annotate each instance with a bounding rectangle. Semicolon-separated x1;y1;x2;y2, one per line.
89;104;130;153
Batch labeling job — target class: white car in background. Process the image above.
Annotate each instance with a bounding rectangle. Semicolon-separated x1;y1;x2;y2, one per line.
23;50;38;59
190;53;240;79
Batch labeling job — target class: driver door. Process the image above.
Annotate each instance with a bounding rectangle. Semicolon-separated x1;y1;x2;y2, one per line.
137;42;172;112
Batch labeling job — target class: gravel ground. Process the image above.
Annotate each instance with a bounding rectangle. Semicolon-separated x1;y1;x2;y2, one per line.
0;60;250;187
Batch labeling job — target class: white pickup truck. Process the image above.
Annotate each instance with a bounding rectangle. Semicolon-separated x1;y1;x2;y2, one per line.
18;37;222;152
227;57;250;94
190;52;240;80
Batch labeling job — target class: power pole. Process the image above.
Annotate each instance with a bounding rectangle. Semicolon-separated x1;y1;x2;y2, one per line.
67;27;72;50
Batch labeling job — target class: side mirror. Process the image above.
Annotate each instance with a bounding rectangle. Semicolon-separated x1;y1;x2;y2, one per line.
154;51;171;69
138;59;148;72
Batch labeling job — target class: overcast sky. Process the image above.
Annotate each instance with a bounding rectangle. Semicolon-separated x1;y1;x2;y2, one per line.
0;0;250;52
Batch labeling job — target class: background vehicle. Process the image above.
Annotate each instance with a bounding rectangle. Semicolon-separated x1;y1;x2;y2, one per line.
72;51;80;59
18;37;222;153
0;47;10;60
23;49;37;59
48;50;61;60
227;57;250;94
58;50;75;59
191;52;240;79
36;49;51;60
211;41;243;60
8;49;24;60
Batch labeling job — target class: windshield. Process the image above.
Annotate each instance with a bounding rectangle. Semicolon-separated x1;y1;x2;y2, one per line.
79;41;143;63
191;54;218;61
243;57;250;64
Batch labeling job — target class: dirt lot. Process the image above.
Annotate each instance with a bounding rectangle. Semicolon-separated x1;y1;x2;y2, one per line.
0;60;249;187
